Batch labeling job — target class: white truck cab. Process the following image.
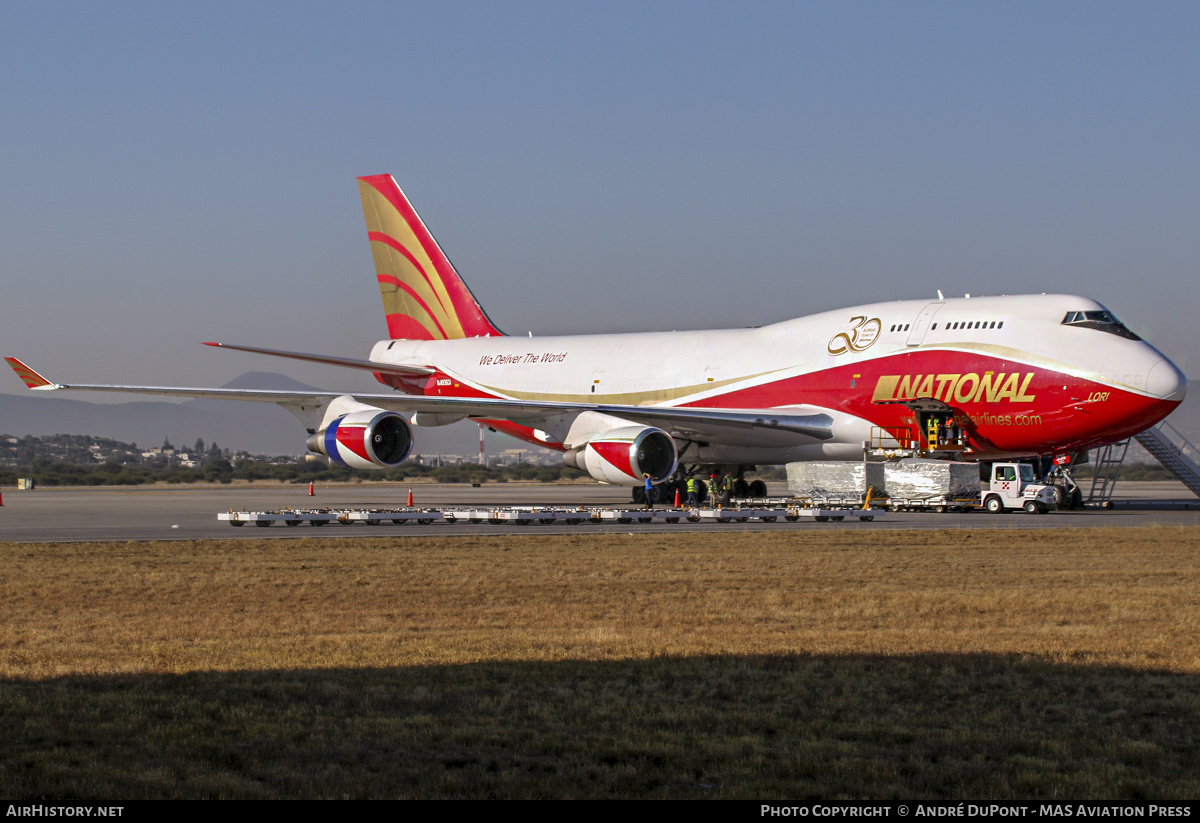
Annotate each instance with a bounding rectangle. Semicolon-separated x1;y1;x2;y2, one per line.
981;462;1062;514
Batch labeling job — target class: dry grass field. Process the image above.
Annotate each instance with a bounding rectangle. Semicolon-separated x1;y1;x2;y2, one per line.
2;526;1199;798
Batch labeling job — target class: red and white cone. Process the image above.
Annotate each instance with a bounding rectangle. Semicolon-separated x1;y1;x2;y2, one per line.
406;488;414;507
308;481;314;496
673;487;681;508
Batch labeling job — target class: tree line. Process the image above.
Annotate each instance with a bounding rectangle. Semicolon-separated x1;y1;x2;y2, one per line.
0;455;591;487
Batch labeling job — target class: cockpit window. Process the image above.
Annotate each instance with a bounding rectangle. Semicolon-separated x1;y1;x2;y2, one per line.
1061;310;1141;340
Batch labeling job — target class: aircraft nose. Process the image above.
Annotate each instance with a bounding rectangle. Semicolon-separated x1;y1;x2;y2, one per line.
1146;358;1188;402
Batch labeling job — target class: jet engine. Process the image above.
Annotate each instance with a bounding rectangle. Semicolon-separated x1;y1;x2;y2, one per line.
306;409;414;469
563;425;678;485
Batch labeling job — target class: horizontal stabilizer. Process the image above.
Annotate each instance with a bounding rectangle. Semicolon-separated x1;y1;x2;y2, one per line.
202;342;435;377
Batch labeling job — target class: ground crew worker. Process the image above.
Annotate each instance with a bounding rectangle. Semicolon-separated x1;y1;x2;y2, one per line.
719;472;734;505
686;476;700;508
643;473;654;510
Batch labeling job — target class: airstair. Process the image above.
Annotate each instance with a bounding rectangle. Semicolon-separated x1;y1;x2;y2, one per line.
1133;420;1200;498
1087;438;1130;506
1086;420;1200;506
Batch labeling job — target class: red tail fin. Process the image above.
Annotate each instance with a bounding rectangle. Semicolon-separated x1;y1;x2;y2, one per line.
358;175;503;340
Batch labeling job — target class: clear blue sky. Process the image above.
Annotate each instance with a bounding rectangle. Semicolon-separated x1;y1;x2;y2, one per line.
3;1;1198;400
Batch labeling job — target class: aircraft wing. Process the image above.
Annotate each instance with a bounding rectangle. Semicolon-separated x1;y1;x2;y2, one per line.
5;357;834;445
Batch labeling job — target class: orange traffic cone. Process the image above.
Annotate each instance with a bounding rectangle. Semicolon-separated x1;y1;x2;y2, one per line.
673;487;681;508
406;488;414;507
308;481;314;496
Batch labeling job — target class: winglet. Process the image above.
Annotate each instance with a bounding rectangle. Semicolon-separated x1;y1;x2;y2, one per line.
4;357;59;389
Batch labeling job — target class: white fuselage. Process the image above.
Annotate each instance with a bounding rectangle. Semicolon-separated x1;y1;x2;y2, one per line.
365;293;1186;464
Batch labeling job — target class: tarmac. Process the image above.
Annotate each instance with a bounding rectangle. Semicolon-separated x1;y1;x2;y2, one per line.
2;480;1198;542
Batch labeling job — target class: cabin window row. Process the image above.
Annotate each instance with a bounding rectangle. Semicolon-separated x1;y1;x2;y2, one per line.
938;320;1003;330
889;320;1004;332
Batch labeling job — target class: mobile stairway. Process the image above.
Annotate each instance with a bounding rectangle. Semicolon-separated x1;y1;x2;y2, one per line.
1133;420;1200;498
1087;420;1200;506
1087;438;1131;506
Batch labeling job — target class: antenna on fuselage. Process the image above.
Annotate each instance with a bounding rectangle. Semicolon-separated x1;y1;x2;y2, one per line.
937;290;944;301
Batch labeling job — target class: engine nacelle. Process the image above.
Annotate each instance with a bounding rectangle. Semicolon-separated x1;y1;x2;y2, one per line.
306;410;414;469
564;425;678;485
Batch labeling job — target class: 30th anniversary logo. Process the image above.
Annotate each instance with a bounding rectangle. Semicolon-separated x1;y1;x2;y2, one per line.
828;316;882;355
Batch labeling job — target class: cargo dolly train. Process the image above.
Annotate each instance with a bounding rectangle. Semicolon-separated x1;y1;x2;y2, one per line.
219;501;882;528
215;456;1096;527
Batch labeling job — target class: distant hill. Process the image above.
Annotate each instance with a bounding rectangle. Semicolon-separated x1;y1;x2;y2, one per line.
0;372;513;457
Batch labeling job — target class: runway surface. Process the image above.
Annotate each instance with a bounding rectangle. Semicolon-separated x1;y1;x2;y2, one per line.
2;480;1198;542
